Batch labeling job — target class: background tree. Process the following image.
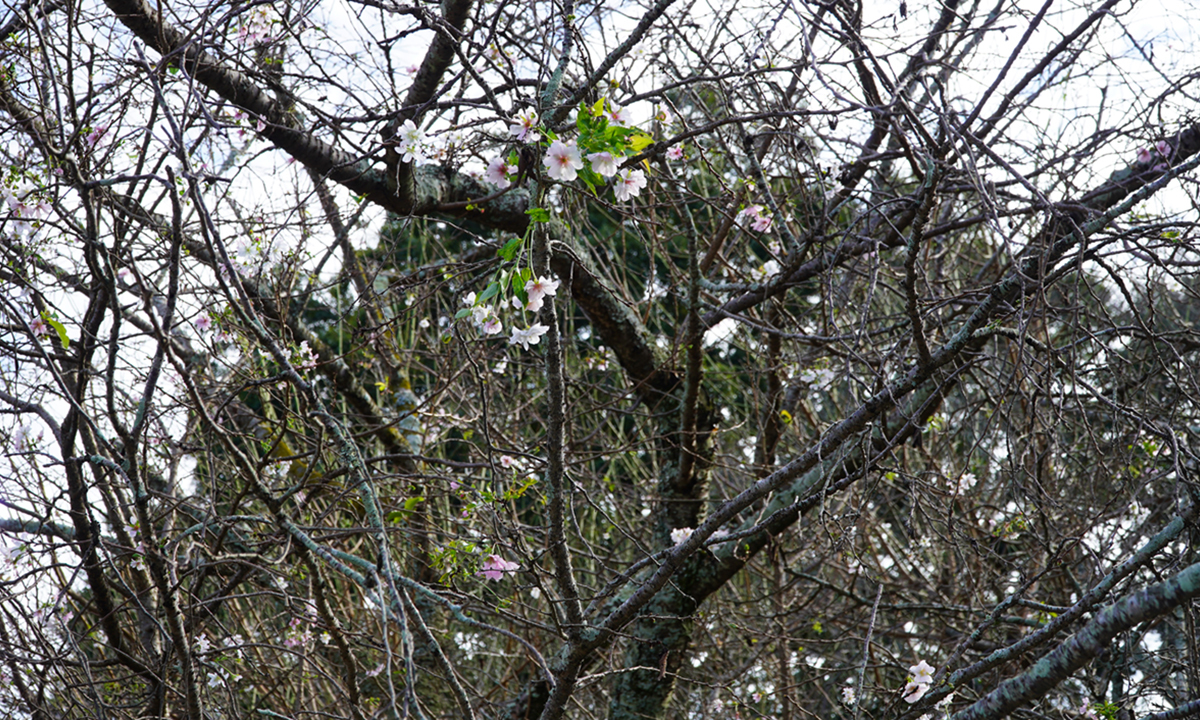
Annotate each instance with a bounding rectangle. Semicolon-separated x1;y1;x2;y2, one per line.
2;1;1200;719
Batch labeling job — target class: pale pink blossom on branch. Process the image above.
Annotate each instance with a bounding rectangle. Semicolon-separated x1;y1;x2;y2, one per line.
607;102;631;127
903;681;930;704
478;554;519;581
587;151;619;177
485;156;513;188
739;204;773;232
509;323;549;350
910;660;935;683
396;120;426;164
481;315;503;335
524;275;560;312
544;141;583;181
510;109;540;143
666;145;685;161
613;168;647;201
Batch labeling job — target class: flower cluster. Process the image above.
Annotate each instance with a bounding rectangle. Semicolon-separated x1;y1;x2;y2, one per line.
396;120;430;165
461;274;560;352
463;291;504;335
1135;140;1172;171
739;204;773;232
903;659;936;703
2;181;52;240
237;6;279;46
485;101;654;203
478;554;519;581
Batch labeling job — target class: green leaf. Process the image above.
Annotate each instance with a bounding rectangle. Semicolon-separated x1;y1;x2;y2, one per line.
628;133;654;152
497;236;522;262
454;308;473;319
477;280;501;304
591;97;606;117
525;207;550;223
45;316;70;349
511;267;532;305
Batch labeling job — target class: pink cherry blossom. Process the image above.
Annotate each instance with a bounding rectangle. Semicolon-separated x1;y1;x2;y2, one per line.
607;103;631;127
903;681;929;704
1136;147;1152;164
524;275;560;312
85;126;108;148
509;323;549;350
543;141;583;181
481;314;503;335
478;554;519;581
485;156;513;188
1155;140;1172;157
666;145;685;161
29;316;50;336
587;151;619;177
613;168;647;201
196;315;213;332
510;109;540;143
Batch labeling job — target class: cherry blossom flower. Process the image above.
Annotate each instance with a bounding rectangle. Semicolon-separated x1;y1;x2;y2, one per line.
29;316;50;337
196;315;213;332
462;291;477;306
295;340;318;370
500;455;518;469
607;102;631;127
85;125;108;148
740;204;773;232
544;140;583;181
12;426;40;453
1078;703;1099;720
510;109;540;143
509;323;549;350
670;527;693;545
910;660;935;684
485;156;514;188
525;275;560;312
613;168;647;201
587;151;619;177
842;687;856;705
396;120;425;164
481;314;503;335
655;106;675;124
478;554;519;581
1136;147;1152;164
1156;140;1172;157
903;681;930;704
471;305;491;326
666;145;685;161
